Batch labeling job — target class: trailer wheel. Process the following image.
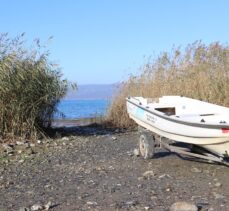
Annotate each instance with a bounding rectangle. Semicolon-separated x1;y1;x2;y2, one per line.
139;133;155;159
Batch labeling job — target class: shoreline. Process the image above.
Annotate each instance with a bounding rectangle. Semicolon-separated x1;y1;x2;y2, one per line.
1;128;228;210
51;116;104;127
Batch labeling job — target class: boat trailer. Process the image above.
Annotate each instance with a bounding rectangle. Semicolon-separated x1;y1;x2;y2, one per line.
138;126;229;167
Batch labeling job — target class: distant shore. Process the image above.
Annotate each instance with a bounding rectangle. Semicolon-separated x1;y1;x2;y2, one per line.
52;116;104;127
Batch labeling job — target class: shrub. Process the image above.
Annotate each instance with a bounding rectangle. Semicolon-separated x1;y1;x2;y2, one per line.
0;33;72;141
107;41;229;128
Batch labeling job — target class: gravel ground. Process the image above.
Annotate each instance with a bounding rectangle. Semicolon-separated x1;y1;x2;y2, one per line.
0;126;228;211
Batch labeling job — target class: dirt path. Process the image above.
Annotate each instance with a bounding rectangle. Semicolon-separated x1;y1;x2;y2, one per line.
0;126;228;211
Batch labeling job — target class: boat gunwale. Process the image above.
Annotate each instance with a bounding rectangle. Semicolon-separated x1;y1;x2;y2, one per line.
126;98;229;129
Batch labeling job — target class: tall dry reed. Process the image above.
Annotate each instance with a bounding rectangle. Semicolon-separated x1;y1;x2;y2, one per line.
0;33;73;141
107;41;229;128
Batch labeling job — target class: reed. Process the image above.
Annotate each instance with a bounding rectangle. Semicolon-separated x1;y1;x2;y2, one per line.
107;41;229;128
0;33;72;141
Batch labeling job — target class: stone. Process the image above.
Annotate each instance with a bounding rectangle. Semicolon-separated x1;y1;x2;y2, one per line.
127;151;133;156
2;144;13;151
30;143;35;147
125;201;137;206
133;148;140;156
138;177;144;181
213;192;225;200
111;136;117;140
108;166;115;170
159;174;166;179
191;167;202;173
16;141;25;145
44;201;52;210
7;150;14;155
137;184;142;188
214;182;222;187
37;140;42;144
31;203;43;210
170;201;198;211
142;170;155;178
62;137;69;141
86;201;97;206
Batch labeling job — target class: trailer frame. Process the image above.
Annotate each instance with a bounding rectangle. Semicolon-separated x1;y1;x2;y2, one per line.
138;126;229;167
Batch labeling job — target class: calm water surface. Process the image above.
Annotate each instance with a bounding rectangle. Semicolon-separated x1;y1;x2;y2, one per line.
54;99;109;120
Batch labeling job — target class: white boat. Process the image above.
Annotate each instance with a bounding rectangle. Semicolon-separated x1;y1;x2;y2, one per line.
126;96;229;159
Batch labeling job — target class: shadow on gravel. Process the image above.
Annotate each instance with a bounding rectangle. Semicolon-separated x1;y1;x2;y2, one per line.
179;155;229;167
153;146;228;167
165;152;229;167
152;151;172;159
46;123;128;138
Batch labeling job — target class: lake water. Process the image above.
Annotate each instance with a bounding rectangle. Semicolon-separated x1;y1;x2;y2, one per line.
54;99;110;120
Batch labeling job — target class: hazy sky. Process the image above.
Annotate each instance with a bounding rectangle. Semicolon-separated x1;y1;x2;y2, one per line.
1;0;229;84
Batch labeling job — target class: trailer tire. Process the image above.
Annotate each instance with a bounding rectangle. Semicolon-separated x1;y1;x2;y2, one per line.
139;133;155;159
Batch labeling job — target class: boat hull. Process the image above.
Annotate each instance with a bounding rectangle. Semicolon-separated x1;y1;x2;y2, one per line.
127;100;229;157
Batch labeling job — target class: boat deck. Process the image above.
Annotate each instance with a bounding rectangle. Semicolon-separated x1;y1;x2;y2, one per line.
144;99;229;125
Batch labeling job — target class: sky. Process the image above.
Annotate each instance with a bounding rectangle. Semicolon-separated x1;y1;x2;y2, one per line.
1;0;229;84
